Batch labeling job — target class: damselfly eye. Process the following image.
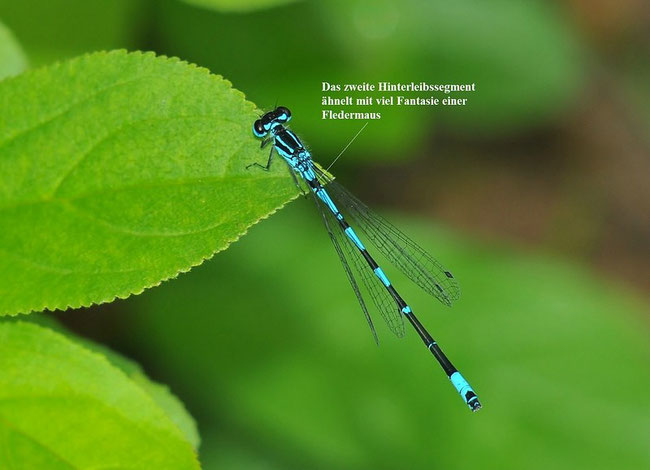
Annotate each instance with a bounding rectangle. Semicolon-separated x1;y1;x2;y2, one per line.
275;106;291;122
253;119;267;137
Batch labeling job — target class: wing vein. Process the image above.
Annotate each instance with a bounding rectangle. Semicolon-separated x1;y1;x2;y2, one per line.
315;168;460;306
311;188;405;339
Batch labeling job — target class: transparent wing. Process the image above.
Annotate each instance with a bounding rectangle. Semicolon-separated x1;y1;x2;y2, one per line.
315;167;461;307
311;190;405;339
311;191;379;344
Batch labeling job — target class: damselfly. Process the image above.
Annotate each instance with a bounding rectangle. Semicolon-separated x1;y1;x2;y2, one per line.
247;107;481;411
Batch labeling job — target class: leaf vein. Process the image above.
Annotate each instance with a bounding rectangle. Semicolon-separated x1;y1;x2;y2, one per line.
0;246;143;276
0;74;153;151
0;414;77;469
59;199;229;238
49;114;232;197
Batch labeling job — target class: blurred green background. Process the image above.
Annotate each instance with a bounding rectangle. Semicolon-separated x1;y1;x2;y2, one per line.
2;0;648;468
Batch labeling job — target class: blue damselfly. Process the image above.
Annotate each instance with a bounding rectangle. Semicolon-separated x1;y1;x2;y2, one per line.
247;107;481;411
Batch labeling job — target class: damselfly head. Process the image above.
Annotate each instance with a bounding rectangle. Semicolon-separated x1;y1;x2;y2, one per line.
253;119;268;138
254;106;292;138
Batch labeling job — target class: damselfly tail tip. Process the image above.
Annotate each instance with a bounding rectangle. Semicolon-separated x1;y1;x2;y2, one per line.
450;372;481;412
468;398;482;412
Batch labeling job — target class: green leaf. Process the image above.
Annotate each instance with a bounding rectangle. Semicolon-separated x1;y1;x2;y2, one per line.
0;20;27;80
182;0;300;13
126;204;650;470
16;312;201;449
0;321;200;469
80;338;201;450
131;374;201;450
0;49;297;316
